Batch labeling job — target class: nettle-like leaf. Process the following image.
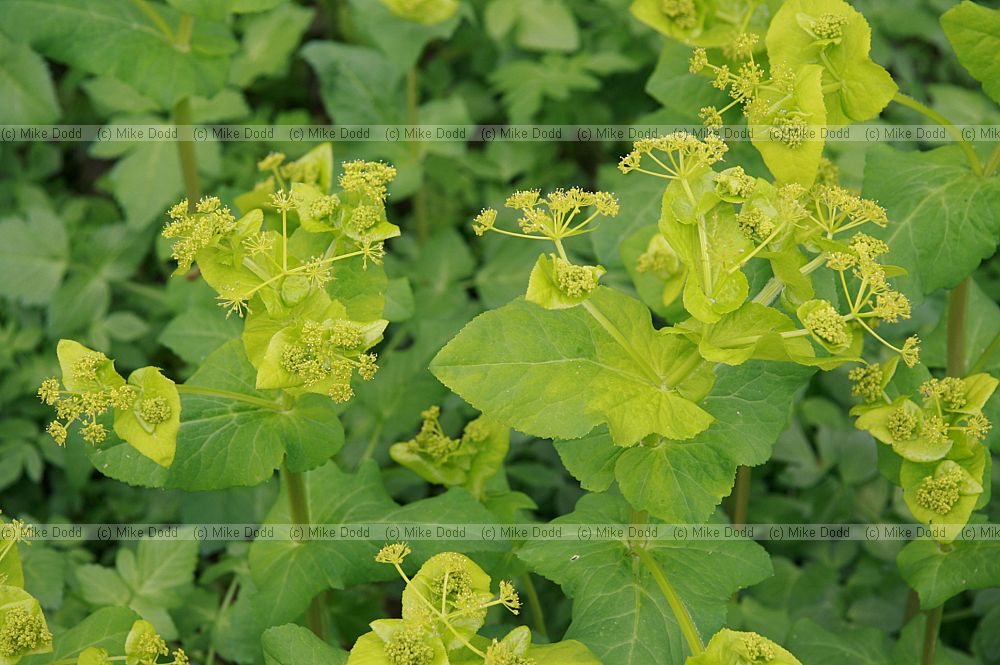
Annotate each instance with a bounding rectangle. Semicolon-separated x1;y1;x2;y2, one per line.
431;287;716;446
0;0;237;110
20;607;139;665
246;461;505;629
765;0;897;124
519;492;773;665
0;32;59;125
940;1;1000;106
75;540;197;640
786;618;892;665
898;536;1000;610
862;145;1000;299
87;340;345;490
556;361;813;523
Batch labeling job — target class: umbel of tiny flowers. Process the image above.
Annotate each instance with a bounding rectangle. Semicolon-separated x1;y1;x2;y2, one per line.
687;628;804;665
275;319;382;403
368;545;525;661
38;349;137;446
0;599;52;661
473;187;619;244
688;34;814;149
618;131;728;179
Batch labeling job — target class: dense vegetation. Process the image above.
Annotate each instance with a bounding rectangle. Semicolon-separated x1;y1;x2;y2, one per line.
1;0;1000;664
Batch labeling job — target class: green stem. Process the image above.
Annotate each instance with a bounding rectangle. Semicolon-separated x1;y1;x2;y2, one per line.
406;67;428;241
173;96;200;211
892;92;983;175
131;0;174;40
205;575;240;665
283;466;327;639
176;385;286;411
946;278;969;377
903;589;921;623
520;573;548;639
921;606;943;665
985;141;1000;177
633;545;704;656
730;465;751;526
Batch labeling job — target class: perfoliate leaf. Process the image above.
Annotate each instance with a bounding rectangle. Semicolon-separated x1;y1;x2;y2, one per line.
766;0;896;124
431;288;715;446
112;367;180;468
687;629;802;665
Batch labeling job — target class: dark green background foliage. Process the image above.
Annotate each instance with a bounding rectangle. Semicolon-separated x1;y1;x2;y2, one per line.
1;0;1000;664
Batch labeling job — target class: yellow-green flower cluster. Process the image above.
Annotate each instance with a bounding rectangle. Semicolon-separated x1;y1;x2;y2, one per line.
279;319;378;402
848;363;883;402
0;607;51;659
914;465;965;515
802;300;850;347
619;132;728;177
553;257;602;298
403;406;461;462
38;351;139;445
162;196;238;272
474;187;618;242
339;160;398;202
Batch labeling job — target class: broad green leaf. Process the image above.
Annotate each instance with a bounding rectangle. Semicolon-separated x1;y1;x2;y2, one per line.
940;1;1000;106
862;145;1000;298
0;206;67;305
513;0;578;52
431;287;715;446
76;565;132;607
301;42;403;125
0;0;237;109
262;624;348;665
230;4;314;87
518;492;773;665
614;361;813;523
87;340;344;490
898;537;1000;609
21;607;139;665
786;618;890;665
0;32;59;124
159;308;241;365
247;461;505;628
350;0;461;69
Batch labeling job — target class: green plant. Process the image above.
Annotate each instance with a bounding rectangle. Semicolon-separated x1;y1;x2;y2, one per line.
2;0;1000;664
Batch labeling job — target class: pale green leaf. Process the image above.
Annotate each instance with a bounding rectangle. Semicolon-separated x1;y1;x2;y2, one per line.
898;537;1000;609
0;32;59;124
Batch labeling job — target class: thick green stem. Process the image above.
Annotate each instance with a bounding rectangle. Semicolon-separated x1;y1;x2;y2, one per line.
985;141;1000;177
520;573;548;639
892;93;983;175
633;545;704;656
921;606;943;665
173;96;200;212
406;67;428;241
283;466;327;639
730;465;751;526
946;278;969;378
176;385;286;411
903;589;921;623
